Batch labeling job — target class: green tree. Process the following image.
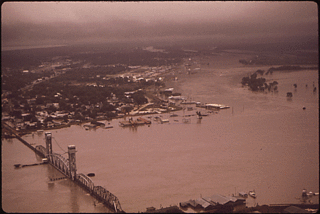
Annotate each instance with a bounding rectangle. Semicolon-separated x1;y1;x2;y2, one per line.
132;92;147;105
63;115;69;122
30;115;39;123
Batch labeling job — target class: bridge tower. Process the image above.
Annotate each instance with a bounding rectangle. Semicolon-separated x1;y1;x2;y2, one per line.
45;132;52;156
68;145;77;180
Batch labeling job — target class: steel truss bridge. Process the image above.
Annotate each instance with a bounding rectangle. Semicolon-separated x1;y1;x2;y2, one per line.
3;122;124;213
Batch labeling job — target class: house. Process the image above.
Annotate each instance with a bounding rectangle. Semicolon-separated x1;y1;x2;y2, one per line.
195;198;214;210
47;122;54;128
46;103;54;108
56;113;68;118
38;105;46;110
52;120;61;126
53;103;59;108
239;192;248;198
21;113;31;120
27;98;36;105
28;122;37;128
203;194;246;212
2;116;11;121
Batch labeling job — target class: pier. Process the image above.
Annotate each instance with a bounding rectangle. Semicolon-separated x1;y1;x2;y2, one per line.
2;122;124;213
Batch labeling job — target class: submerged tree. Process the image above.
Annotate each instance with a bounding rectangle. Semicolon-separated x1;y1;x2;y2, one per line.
241;73;266;91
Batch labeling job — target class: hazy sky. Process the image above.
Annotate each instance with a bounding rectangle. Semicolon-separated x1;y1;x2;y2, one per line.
1;1;318;48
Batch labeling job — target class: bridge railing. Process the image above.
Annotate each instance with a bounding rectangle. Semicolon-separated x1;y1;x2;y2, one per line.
76;173;95;192
93;185;123;212
47;153;70;177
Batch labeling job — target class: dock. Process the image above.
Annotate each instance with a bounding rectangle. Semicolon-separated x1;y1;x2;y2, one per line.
137;117;151;124
119;117;151;127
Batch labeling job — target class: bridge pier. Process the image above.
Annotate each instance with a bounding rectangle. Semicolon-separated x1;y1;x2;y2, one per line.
45;132;52;157
68;145;77;180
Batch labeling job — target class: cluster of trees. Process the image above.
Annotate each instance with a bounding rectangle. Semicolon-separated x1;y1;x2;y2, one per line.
241;70;278;92
2;69;54;92
74;48;182;67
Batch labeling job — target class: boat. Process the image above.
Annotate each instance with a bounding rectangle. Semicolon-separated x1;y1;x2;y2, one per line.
219;106;230;109
119;119;145;127
168;95;186;100
83;124;97;129
307;191;314;197
119;121;132;127
160;119;169;124
205;103;230;110
137;117;151;124
170;113;179;117
249;190;256;198
196;111;208;118
239;192;248;198
196;102;206;108
181;100;197;104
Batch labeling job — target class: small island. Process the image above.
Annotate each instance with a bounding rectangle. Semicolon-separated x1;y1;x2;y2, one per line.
241;69;278;92
241;65;318;92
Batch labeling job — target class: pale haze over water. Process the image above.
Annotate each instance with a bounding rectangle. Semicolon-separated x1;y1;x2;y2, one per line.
2;52;318;212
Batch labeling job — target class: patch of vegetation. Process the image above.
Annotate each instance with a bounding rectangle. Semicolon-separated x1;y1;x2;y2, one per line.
241;69;278;92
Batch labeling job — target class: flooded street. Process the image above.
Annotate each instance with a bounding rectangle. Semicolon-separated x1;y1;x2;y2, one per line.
2;53;319;213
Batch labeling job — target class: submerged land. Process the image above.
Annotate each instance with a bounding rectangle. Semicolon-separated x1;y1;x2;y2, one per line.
2;41;318;138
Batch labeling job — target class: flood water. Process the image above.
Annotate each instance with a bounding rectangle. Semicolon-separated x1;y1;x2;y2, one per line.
2;52;319;213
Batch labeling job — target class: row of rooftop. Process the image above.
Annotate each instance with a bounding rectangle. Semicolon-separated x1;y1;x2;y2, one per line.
1;86;184;135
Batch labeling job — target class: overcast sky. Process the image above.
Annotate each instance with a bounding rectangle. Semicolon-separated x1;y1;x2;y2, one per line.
1;1;318;48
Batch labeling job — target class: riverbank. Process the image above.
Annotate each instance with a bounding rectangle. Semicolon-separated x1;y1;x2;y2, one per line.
2;102;184;138
141;203;319;213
